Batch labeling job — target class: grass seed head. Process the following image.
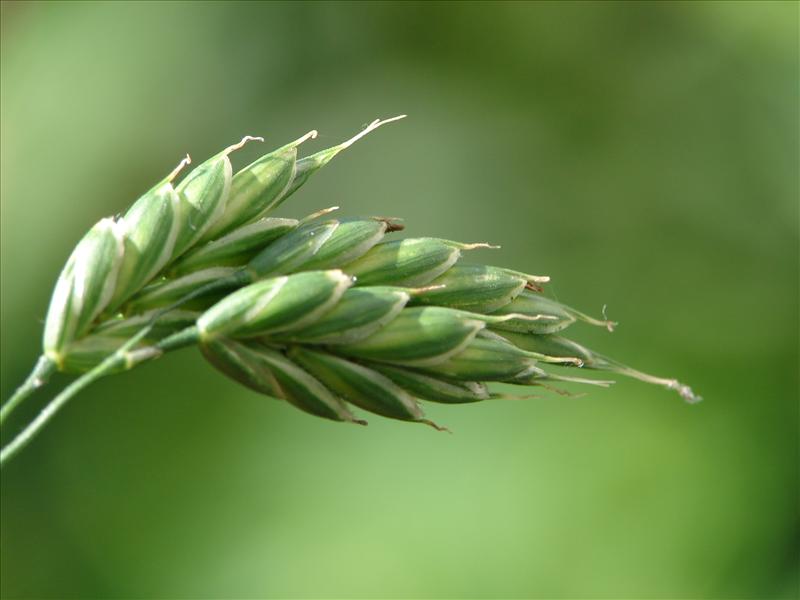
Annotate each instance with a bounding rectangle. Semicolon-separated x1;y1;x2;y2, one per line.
23;114;700;458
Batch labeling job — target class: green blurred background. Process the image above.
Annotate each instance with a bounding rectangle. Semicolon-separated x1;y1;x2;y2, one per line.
1;1;797;598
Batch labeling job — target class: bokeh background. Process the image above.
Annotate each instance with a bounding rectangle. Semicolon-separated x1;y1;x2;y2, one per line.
1;2;797;598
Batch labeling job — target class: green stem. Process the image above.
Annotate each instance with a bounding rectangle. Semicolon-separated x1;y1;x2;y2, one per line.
0;326;200;468
0;355;57;426
0;267;243;466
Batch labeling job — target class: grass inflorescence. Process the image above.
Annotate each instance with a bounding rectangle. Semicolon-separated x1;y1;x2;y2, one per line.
0;116;700;466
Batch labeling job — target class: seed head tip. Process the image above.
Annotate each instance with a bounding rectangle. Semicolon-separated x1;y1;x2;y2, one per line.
338;115;407;150
601;305;617;332
669;381;702;404
293;130;319;146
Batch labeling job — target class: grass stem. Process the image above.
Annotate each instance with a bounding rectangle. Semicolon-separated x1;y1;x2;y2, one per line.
0;326;199;467
0;355;56;426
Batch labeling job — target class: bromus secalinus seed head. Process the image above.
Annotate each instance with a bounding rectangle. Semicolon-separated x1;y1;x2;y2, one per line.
1;116;700;466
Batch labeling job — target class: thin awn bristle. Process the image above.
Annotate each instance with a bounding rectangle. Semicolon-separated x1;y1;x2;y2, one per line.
224;135;265;153
294;130;319;145
338;115;407;150
572;306;617;332
614;364;702;404
454;242;501;250
547;374;616;388
167;154;192;182
301;206;340;223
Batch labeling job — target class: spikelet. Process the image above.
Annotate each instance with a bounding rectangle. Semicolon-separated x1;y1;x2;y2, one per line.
43;218;124;366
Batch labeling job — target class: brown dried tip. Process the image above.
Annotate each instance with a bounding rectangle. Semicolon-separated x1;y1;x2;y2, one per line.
490;393;544;401
420;419;451;433
351;418;369;426
374;217;405;233
527;281;550;293
522;274;550;293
